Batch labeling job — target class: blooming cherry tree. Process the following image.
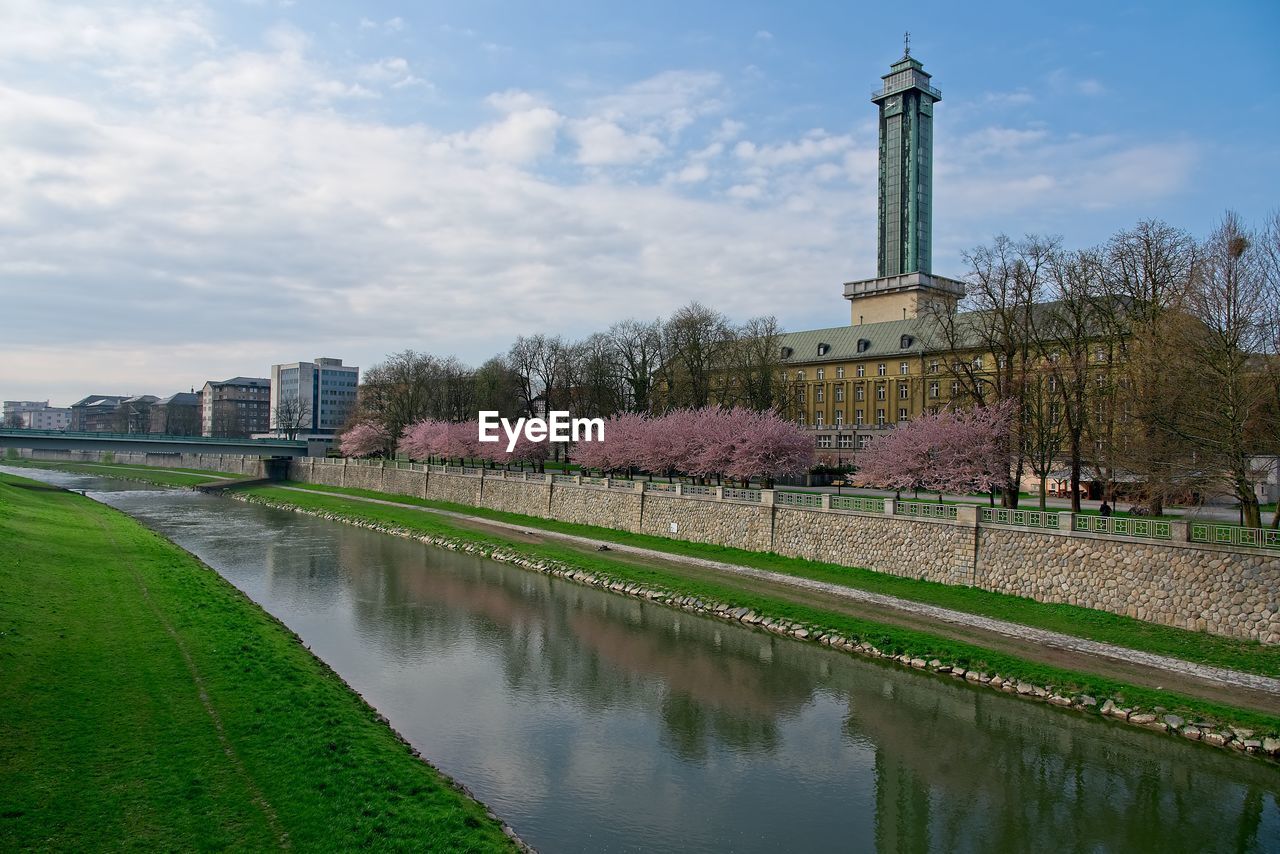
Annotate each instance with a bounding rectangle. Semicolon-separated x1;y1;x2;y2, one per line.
340;421;391;458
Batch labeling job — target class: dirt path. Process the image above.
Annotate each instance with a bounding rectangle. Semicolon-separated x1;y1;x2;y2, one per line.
272;486;1280;713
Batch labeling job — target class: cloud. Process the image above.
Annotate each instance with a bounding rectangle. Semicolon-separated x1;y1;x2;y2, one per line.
0;2;1211;405
569;118;665;165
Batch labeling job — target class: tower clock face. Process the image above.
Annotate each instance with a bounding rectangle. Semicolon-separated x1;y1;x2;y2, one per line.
885;96;900;111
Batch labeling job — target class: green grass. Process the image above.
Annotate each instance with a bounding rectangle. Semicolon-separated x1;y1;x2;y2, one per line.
239;483;1280;737
0;473;516;852
2;458;244;487
273;480;1280;680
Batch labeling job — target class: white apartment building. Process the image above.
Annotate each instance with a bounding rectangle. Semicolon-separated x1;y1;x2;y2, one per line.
269;357;359;435
3;400;71;430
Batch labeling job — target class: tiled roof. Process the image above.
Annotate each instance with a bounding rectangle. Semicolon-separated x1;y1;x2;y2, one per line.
777;314;982;364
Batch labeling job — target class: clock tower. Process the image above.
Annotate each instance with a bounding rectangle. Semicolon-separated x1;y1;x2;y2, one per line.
844;38;965;325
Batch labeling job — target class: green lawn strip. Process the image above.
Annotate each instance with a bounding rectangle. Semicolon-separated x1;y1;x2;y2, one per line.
273;480;1280;679
0;473;516;852
241;484;1280;737
3;458;243;486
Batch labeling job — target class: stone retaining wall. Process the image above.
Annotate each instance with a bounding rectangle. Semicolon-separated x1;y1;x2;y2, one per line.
13;451;1275;644
281;460;1280;643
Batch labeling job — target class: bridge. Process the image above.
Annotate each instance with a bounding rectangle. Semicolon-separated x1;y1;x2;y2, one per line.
0;428;310;457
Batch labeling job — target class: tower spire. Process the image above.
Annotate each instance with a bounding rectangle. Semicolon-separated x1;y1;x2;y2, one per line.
903;31;910;57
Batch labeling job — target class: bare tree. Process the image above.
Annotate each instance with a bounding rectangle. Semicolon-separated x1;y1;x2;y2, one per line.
473;356;524;418
928;234;1056;506
272;397;312;441
609;318;662;412
1103;219;1199;514
1179;212;1271;527
656;302;734;410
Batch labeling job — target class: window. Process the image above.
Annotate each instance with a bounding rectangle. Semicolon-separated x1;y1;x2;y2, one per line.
817;343;830;356
798;412;806;425
1048;376;1058;393
973;356;983;370
834;410;844;426
898;383;908;400
929;381;939;398
900;362;909;375
877;363;887;376
855;386;864;401
835;386;844;402
816;368;825;380
796;370;805;380
855;409;864;425
856;365;866;378
900;335;914;349
899;408;909;421
876;408;886;426
836;366;845;379
858;434;871;449
817;435;832;448
876;384;886;401
838;434;854;449
857;339;871;353
815;412;824;428
998;355;1007;369
816;387;825;402
929;360;940;374
951;380;960;396
798;389;806;403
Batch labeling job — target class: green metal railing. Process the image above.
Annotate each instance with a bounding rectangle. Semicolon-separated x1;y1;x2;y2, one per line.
1189;522;1280;551
777;491;823;508
980;508;1060;530
723;487;762;503
830;495;885;513
1074;515;1171;540
895;501;958;520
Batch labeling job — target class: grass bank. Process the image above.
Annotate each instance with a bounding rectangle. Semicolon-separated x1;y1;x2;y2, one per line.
239;483;1280;741
2;457;245;487
0;473;518;851
276;480;1280;680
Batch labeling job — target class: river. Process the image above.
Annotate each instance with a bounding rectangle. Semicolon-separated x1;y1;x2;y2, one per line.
8;466;1280;853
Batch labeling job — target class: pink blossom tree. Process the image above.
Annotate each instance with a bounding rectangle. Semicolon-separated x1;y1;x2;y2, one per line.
854;402;1014;501
575;412;649;474
724;409;814;487
443;420;481;464
340;421;392;458
399;419;448;461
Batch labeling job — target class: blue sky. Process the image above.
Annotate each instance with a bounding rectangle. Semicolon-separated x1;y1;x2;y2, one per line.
2;0;1277;404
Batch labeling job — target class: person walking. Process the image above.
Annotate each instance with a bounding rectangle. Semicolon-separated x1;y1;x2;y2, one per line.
1100;500;1112;518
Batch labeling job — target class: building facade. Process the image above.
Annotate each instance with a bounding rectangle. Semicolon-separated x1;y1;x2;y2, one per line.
201;377;271;438
69;395;129;432
3;400;71;430
150;392;201;435
269;358;359;436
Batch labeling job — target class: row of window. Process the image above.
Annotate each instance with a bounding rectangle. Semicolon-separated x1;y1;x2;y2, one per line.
799;408;911;428
799;379;964;404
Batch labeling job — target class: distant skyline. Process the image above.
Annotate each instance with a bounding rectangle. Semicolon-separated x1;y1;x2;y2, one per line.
2;0;1278;405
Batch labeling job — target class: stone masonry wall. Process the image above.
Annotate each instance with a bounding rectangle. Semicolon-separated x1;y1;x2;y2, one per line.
773;508;978;586
548;484;643;532
977;527;1280;644
219;458;1280;644
638;493;773;552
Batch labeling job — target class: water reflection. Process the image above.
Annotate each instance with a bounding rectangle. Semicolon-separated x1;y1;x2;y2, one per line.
7;466;1279;853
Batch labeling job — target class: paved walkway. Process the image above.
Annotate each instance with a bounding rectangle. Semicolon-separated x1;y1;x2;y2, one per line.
274;485;1280;702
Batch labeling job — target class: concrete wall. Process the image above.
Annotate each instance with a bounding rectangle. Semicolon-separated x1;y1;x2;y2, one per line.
12;447;264;477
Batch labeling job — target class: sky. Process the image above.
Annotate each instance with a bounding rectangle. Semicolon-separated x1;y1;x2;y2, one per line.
2;0;1278;406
